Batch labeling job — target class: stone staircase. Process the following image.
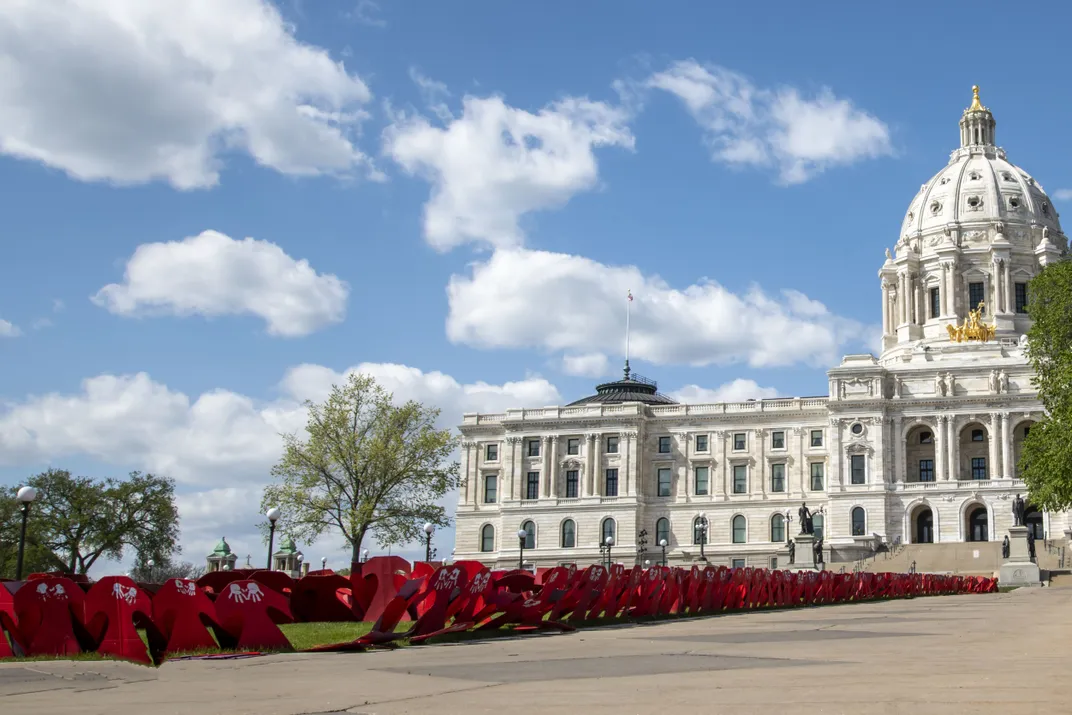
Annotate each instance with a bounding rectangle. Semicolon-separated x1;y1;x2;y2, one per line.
832;539;1071;578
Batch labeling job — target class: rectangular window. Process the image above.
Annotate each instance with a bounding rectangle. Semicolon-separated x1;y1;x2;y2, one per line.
606;436;619;454
930;287;941;318
731;558;746;569
484;475;497;503
919;459;934;482
771;431;785;449
850;454;866;485
1015;283;1028;314
695;434;709;452
485;443;498;462
657;468;672;497
527;439;540;457
770;463;785;492
695;466;709;495
605;468;619;497
566;438;580;455
769;557;779;570
971;457;987;480
733;465;747;494
525;472;539;500
810;462;824;491
658;436;672;453
810;429;823;447
565;469;578;498
969;281;985;313
733;433;746;451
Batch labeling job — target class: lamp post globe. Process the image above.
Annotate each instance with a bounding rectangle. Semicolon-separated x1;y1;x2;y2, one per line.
14;486;38;581
265;507;281;570
516;528;528;571
362;548;369;562
423;523;436;562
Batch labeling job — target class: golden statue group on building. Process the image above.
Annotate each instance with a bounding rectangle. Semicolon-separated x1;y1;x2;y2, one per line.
947;301;997;343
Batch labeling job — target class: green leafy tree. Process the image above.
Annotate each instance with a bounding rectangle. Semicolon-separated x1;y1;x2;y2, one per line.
1019;259;1072;509
129;556;204;583
262;373;459;563
0;494;68;578
16;469;180;574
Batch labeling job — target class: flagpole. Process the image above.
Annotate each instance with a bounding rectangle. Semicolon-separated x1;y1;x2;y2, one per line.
625;290;632;378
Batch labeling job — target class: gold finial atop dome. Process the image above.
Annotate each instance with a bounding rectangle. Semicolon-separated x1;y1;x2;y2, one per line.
967;85;985;112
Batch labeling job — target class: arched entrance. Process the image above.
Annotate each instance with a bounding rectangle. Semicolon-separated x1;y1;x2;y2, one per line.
913;506;934;543
1012;420;1036;479
967;506;988;542
1025;504;1044;540
958;421;990;480
905;424;937;482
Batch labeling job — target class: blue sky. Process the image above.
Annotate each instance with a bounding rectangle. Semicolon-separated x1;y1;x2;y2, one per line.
1;0;1070;570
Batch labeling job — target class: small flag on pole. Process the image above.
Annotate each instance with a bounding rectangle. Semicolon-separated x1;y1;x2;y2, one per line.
627;290;633;302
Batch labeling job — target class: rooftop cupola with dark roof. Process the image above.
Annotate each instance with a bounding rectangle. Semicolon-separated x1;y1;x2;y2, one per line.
567;360;678;406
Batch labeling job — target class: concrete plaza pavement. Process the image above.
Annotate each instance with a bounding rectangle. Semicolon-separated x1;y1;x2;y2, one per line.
2;584;1068;715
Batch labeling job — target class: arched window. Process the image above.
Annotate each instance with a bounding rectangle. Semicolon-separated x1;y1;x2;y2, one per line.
601;518;616;544
851;507;866;536
693;516;708;545
732;515;747;544
480;524;495;552
561;519;576;548
521;520;536;549
770;513;785;543
655;517;670;546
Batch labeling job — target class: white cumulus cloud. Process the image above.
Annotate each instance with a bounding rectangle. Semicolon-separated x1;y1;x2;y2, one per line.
669;379;780;404
0;0;378;189
560;353;611;378
0;319;20;337
383;95;634;251
1052;189;1072;201
92;230;349;337
647;60;892;184
0;363;561;486
447;248;869;370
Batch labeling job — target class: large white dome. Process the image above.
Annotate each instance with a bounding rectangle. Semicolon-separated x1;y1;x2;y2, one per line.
900;86;1062;242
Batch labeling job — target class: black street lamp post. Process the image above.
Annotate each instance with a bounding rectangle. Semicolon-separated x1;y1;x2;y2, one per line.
423;523;435;562
15;486;37;581
697;512;709;561
598;536;614;568
636;529;648;564
659;538;668;567
517;528;527;570
266;507;280;570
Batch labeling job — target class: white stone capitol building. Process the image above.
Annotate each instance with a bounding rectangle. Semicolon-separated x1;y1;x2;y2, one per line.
453;87;1068;570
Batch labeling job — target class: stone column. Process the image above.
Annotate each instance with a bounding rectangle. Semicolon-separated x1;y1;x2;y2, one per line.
584;433;597;497
460;441;474;503
913;280;921;324
899;273;908;325
546;436;558;498
830;418;842;490
504;437;518;501
881;281;890;335
675;432;689;499
714;430;727;498
892;415;903;483
987;415;999;481
593;435;603;496
757;429;767;496
622;431;635;496
999;260;1007;315
1000;412;1011;479
793;427;805;498
934;416;946;482
946;416;957;481
540;436;551;498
